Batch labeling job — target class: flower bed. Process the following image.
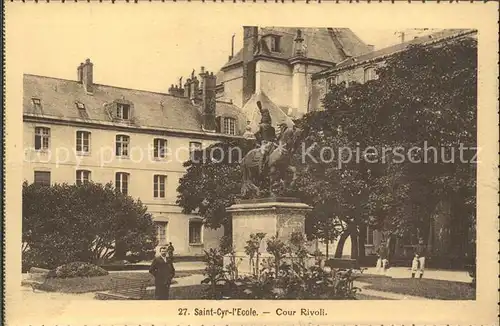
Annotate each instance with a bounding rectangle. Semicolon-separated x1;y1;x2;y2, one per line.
201;232;361;300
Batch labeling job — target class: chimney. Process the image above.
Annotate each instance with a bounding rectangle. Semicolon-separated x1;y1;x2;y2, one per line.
293;29;305;57
77;62;84;83
201;71;217;131
184;78;191;98
81;58;94;93
242;26;258;106
229;33;236;60
189;77;199;103
169;85;184;97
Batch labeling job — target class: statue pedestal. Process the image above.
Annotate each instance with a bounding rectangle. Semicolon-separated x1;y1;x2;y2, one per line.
224;197;312;276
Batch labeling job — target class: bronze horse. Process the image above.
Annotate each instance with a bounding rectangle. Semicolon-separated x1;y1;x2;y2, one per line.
240;126;303;198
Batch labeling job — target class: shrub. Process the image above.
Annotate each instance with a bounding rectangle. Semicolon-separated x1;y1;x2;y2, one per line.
202;233;360;300
23;182;157;269
51;262;109;278
201;248;226;299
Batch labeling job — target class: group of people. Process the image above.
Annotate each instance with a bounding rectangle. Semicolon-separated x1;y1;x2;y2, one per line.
148;242;175;300
375;239;427;279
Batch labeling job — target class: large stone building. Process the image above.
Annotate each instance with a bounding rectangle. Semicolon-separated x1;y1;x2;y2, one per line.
310;28;477;111
215;27;374;128
23;59;246;256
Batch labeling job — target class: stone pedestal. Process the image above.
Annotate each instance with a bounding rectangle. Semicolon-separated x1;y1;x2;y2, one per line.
224;197;312;275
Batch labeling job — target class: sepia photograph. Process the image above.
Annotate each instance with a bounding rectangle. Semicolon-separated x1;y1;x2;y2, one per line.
3;2;499;326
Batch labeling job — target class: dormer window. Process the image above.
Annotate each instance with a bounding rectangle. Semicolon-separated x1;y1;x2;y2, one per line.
223;117;236;135
75;101;89;119
269;35;281;52
363;67;377;83
327;75;340;88
116;103;130;120
32;98;42;111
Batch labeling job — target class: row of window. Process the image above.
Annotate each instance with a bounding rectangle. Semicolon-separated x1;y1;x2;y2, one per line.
33;170;168;198
326;67;377;89
32;96;237;138
156;220;203;246
33;98;132;121
34;127;205;159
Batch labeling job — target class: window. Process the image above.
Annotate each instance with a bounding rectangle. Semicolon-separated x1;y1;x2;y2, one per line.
189;220;203;244
34;127;50;151
32;98;42;111
189;141;202;160
115;172;129;195
189;142;202;152
156;222;168;246
153;175;167;198
364;67;376;83
76;170;91;185
76;102;89;119
115;135;130;157
327;75;340;88
116;103;130;120
153;138;168;159
223;117;236;135
365;226;374;245
76;131;91;154
34;171;50;186
269;35;281;52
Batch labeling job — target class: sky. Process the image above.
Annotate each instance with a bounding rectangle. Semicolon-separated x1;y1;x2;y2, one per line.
11;5;430;95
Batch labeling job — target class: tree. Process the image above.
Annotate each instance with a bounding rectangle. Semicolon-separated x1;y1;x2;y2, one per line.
294;35;477;259
176;138;255;233
22;181;157;269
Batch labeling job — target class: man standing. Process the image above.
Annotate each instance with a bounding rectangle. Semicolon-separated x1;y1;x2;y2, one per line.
411;239;427;279
149;246;175;300
376;241;389;275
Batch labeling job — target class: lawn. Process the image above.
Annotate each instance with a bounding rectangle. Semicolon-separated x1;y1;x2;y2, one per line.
357;275;476;300
25;270;204;294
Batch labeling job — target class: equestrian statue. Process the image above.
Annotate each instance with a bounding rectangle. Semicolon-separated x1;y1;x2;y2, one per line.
240;100;303;198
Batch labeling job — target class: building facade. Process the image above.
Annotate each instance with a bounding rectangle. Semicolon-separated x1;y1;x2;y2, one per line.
23;59;246;257
215;27;374;123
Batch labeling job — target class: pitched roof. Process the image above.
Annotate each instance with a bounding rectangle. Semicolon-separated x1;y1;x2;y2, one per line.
220;27;373;71
24;74;244;136
221;49;243;70
315;29;476;77
241;91;295;134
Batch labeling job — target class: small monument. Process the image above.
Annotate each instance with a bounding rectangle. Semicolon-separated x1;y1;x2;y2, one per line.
224;100;311;275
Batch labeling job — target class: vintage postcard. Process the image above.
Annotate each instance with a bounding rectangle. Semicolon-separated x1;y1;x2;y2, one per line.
3;1;499;325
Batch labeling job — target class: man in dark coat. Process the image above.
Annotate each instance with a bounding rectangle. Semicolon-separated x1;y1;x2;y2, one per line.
149;246;175;300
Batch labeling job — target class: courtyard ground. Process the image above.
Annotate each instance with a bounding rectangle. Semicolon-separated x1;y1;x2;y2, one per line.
21;262;474;301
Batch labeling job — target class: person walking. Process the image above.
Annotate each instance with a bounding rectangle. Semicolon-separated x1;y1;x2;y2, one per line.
149;246;175;300
411;239;427;279
375;241;389;275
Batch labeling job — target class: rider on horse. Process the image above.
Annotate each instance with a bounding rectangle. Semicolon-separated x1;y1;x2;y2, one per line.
255;101;276;174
